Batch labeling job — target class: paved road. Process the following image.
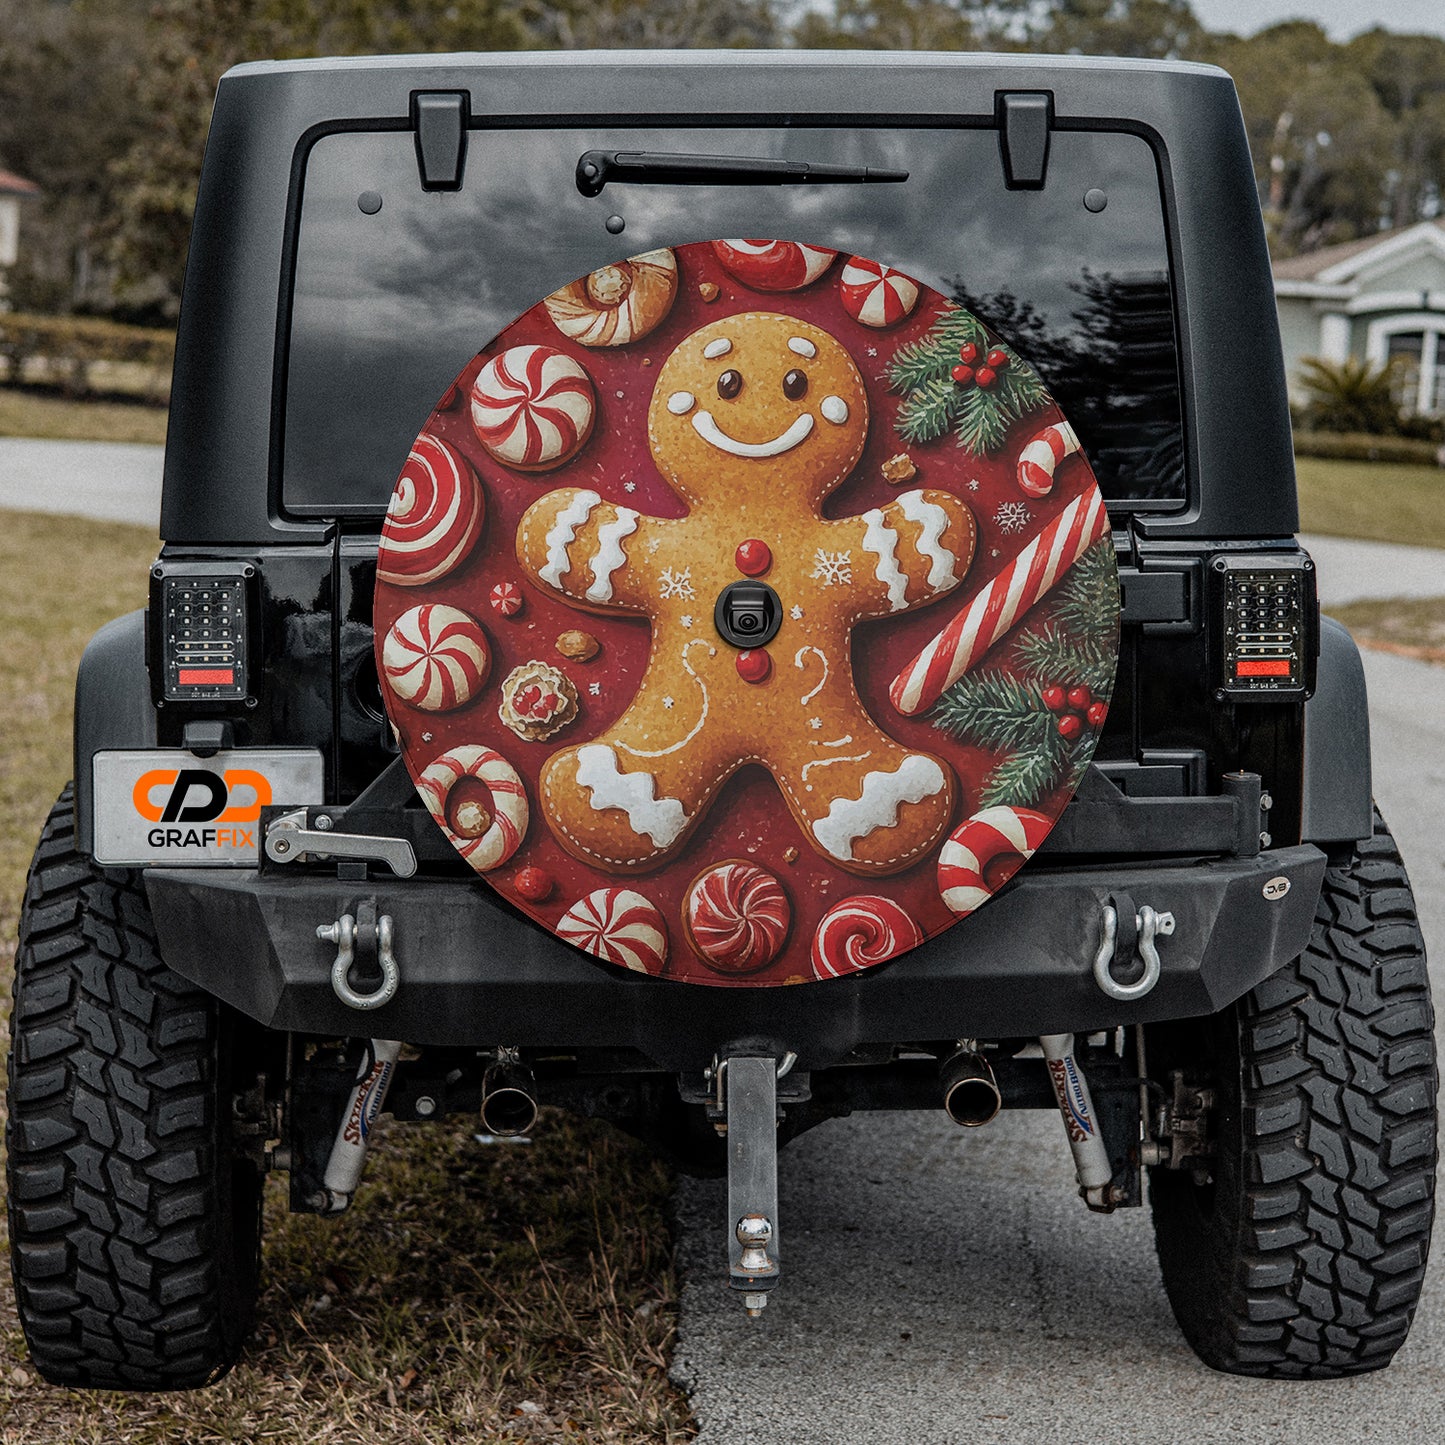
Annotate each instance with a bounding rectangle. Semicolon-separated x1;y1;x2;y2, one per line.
672;649;1445;1442
1303;533;1445;606
0;437;162;527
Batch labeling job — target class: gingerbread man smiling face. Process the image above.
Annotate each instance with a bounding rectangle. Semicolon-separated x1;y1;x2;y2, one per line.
517;312;977;876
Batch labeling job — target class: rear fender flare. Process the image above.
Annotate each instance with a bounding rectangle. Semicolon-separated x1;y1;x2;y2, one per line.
74;610;156;854
1301;616;1372;846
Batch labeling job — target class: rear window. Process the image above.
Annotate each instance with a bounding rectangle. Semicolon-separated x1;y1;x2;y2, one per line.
284;124;1182;514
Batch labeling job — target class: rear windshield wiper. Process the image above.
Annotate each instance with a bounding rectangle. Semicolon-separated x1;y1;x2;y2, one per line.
576;150;908;197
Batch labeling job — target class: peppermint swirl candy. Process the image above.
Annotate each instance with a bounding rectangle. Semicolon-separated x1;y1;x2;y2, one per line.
556;888;669;976
470;343;596;472
811;895;923;980
839;256;920;329
378;433;484;586
685;861;791;974
711;239;837;292
381;604;489;712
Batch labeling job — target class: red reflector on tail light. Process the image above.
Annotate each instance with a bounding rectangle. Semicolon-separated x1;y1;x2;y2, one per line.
177;668;236;686
1235;658;1291;678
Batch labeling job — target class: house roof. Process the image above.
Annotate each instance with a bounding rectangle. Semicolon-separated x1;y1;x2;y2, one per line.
0;169;39;198
1272;219;1445;283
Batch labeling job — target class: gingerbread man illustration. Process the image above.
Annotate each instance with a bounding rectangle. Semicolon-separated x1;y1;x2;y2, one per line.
516;312;976;876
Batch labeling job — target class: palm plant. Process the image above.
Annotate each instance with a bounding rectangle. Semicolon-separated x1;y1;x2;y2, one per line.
1297;355;1406;435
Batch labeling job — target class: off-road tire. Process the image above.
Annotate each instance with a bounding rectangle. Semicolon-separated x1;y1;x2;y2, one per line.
1149;808;1437;1378
6;787;263;1389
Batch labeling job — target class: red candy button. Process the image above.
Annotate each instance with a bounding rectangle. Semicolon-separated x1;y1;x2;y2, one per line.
514;866;554;902
736;649;771;684
735;539;772;576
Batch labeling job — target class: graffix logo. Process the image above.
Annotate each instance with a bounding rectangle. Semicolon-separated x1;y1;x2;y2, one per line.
131;768;272;849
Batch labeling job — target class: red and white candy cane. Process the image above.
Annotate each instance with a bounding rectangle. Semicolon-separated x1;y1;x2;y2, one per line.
890;488;1109;716
839;256;919;328
938;806;1053;916
1017;420;1081;499
415;745;528;872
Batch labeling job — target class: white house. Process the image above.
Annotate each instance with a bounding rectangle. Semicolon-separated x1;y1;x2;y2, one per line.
0;169;39;271
1273;218;1445;418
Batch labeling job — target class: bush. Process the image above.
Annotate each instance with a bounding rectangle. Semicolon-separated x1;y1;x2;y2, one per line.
0;312;174;402
1292;429;1445;466
1296;356;1407;436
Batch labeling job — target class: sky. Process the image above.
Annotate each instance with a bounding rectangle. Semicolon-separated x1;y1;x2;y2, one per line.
1189;0;1445;42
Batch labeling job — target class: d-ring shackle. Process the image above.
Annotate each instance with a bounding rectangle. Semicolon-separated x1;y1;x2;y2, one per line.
1092;902;1170;1003
318;913;401;1011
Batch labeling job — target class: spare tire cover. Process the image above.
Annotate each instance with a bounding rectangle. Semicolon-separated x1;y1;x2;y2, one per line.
373;240;1120;987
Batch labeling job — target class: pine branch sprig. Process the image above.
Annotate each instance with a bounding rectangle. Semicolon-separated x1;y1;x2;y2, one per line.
886;306;1047;455
932;672;1058;753
1052;538;1119;639
1014;626;1113;693
979;742;1067;809
895;376;958;446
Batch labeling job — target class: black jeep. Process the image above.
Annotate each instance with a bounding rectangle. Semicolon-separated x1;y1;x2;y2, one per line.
7;51;1435;1390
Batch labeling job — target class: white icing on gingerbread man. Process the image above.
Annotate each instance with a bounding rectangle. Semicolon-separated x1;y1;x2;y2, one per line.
517;312;975;875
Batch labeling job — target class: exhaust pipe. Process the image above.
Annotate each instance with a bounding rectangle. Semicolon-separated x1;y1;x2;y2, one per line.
480;1059;539;1137
940;1049;1002;1127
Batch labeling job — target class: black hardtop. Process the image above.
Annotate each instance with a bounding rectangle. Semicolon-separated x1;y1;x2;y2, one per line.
163;50;1294;546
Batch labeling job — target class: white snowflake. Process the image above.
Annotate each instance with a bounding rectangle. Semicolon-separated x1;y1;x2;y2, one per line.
659;566;695;600
663;696;675;710
866;346;878;357
588;682;601;696
990;547;1001;558
810;549;852;587
994;500;1032;536
680;614;694;629
809;717;822;730
623;480;636;493
967;478;981;492
790;604;804;620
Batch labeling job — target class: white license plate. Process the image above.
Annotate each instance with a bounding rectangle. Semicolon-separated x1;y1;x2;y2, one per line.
92;749;324;866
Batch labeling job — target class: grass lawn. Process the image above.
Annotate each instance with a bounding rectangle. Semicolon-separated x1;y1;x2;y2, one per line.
0;387;167;446
0;511;691;1443
1329;596;1445;664
1295;455;1445;550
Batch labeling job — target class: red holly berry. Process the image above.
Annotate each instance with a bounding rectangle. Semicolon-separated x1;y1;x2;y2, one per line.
958;342;979;363
1066;685;1092;711
974;365;997;389
736;649;771;684
951;363;975;385
1057;714;1083;740
1041;684;1066;712
514;866;554;903
735;539;772;577
1086;701;1108;729
985;348;1009;370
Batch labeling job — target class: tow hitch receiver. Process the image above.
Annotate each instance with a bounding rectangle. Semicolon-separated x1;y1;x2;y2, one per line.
721;1056;782;1316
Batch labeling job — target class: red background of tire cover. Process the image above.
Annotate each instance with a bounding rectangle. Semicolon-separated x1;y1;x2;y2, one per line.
373;241;1117;987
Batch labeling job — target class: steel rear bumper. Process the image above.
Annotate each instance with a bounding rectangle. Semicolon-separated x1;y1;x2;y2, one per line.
145;845;1326;1070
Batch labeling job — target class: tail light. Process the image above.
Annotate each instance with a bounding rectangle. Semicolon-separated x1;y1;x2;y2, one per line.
1209;552;1318;701
149;561;255;706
